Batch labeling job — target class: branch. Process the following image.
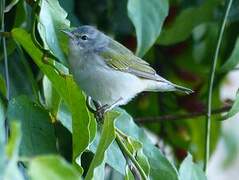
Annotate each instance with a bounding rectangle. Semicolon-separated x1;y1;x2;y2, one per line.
135;105;231;123
0;31;11;37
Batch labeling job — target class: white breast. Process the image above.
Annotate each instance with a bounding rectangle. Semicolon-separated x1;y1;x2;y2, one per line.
68;53;146;105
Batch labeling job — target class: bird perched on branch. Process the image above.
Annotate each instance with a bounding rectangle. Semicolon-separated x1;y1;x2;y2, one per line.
62;26;193;118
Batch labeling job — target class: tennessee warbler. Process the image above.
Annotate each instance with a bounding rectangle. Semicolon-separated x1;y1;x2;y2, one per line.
63;26;193;116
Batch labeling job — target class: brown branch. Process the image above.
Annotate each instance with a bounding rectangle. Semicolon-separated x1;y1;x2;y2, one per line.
135;105;232;123
0;31;11;38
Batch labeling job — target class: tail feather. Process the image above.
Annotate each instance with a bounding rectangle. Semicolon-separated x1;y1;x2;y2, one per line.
172;84;194;94
145;77;194;94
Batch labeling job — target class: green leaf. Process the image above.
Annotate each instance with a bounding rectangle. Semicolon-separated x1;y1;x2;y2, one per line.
57;101;72;132
127;0;169;56
38;0;70;64
0;39;16;62
125;166;134;180
4;0;19;13
179;154;206;180
28;155;81;180
221;36;239;72
12;28;92;174
0;98;6;179
13;0;27;27
157;0;218;45
222;131;238;167
187;116;220;160
5;122;21;159
0;75;6;97
7;96;57;156
116;109;179;180
123;136;150;177
85;111;120;180
58;0;80;26
89;133;126;175
4;122;24;180
64;76;93;171
5;51;36;100
43;75;61;116
225;92;239;119
88;112;97;143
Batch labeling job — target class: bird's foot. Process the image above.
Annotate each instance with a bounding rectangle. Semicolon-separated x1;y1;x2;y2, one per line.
95;104;110;121
91;97;123;122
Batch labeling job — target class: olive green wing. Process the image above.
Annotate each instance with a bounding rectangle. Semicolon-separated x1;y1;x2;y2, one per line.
100;38;164;82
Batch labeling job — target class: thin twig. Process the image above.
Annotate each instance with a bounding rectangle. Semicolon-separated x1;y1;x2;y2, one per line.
1;0;9;100
204;0;233;172
135;105;231;123
1;0;10;143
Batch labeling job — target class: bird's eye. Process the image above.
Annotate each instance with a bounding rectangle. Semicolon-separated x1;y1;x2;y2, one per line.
81;35;88;41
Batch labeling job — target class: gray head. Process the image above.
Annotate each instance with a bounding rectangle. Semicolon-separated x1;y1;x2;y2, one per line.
62;25;108;53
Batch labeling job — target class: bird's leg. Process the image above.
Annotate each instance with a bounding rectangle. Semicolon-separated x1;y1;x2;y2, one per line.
86;96;103;113
86;96;96;113
95;97;123;120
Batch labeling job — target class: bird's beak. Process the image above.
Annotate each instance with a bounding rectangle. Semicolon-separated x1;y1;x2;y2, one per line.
61;29;74;39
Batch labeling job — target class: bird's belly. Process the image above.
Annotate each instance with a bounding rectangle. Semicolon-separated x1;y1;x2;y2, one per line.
74;66;145;105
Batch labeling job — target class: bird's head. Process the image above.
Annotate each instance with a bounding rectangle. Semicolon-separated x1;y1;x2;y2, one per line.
62;25;108;53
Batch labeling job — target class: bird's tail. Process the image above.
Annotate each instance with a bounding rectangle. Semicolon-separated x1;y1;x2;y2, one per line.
172;83;194;94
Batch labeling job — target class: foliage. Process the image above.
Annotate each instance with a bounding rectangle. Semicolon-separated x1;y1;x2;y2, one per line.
0;0;239;179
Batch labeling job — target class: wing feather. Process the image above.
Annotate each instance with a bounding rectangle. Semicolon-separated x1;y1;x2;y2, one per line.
100;38;164;81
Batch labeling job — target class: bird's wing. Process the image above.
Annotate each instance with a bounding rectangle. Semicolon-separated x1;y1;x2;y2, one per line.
99;38;165;82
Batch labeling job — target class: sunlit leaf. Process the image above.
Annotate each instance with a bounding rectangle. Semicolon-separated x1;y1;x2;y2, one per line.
38;0;70;64
64;76;94;172
115;109;178;180
89;133;126;175
28;155;81;180
85;111;120;180
179;153;206;180
57;101;72;132
127;0;169;56
123;136;150;177
43;75;61;116
125;166;134;180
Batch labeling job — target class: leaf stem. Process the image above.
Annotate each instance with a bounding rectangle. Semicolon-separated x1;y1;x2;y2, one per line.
204;0;233;172
1;0;10;143
1;0;10;100
115;130;148;180
15;44;40;104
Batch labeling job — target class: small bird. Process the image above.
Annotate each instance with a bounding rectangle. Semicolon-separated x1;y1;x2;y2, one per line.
62;26;193;117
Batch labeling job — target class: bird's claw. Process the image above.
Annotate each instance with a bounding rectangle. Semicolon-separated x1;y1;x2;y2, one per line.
95;104;110;121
